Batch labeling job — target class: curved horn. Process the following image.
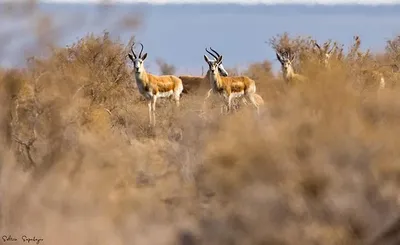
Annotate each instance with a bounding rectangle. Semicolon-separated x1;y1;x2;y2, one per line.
282;50;289;59
130;42;137;59
313;41;321;50
138;42;144;58
205;48;218;60
209;47;221;58
328;43;336;54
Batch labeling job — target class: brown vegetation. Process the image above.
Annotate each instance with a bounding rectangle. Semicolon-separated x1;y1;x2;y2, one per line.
2;6;400;245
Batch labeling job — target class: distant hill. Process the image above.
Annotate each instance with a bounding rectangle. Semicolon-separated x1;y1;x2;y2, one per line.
1;3;400;74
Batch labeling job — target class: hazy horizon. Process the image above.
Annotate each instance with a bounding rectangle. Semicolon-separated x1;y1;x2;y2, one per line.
1;2;400;75
34;0;400;4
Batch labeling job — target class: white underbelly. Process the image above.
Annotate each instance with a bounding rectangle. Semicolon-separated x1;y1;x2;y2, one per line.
231;91;245;98
157;90;174;98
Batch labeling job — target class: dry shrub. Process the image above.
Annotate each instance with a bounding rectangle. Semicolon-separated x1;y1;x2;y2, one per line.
2;26;400;245
156;58;177;75
243;60;274;91
268;32;318;72
385;35;400;65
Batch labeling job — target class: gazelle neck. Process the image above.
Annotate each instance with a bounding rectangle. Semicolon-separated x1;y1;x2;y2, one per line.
283;65;295;81
208;70;223;90
134;69;149;85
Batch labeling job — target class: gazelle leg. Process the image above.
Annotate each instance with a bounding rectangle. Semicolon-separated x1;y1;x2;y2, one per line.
202;89;213;111
231;98;236;111
231;97;237;109
174;91;181;107
247;94;260;115
151;96;157;126
220;95;229;115
219;98;226;115
204;89;212;101
242;97;248;106
172;92;181;117
148;100;153;126
227;94;234;113
220;104;227;115
175;97;180;107
234;97;246;111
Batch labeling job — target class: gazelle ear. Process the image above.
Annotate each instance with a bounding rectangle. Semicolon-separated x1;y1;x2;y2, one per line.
204;55;210;63
141;53;148;61
128;53;134;61
217;55;223;64
276;52;283;64
290;53;296;62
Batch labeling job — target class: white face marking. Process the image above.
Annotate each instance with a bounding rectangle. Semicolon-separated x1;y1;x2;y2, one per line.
282;59;292;71
205;58;219;75
276;53;293;73
205;56;228;77
133;59;144;73
211;62;218;74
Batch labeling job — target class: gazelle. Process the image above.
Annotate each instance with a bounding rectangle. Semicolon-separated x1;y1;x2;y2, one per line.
179;47;229;95
313;40;336;68
203;53;262;114
201;48;249;112
179;47;247;113
360;68;386;91
377;63;400;89
357;51;386;91
127;42;184;126
276;50;308;85
349;35;386;91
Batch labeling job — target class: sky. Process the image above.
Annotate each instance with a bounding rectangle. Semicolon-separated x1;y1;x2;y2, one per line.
1;1;400;74
4;0;400;4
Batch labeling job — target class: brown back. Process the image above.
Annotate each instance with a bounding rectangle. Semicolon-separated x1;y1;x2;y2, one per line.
179;76;209;94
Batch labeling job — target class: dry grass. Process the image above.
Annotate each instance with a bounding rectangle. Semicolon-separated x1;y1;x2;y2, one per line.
1;4;400;245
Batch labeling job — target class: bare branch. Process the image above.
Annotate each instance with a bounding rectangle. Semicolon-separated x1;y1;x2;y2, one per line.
13;110;41;168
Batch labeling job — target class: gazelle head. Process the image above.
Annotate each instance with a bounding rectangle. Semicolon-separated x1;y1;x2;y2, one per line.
204;53;223;76
128;42;148;74
205;47;228;77
313;40;336;67
276;50;295;74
